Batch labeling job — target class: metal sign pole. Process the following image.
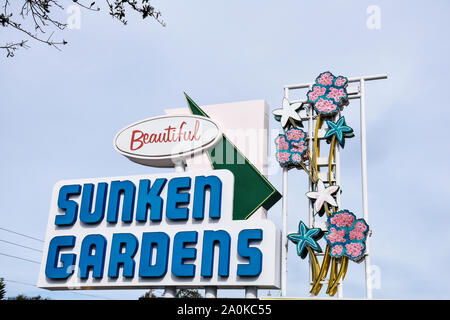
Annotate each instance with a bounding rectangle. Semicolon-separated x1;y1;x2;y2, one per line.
359;79;372;300
245;286;258;298
281;167;288;297
280;87;290;297
205;287;218;298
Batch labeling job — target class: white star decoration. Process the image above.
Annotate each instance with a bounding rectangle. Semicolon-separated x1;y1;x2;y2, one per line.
272;97;303;129
306;180;340;212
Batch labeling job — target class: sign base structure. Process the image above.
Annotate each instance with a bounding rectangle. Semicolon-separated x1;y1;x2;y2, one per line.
38;170;281;290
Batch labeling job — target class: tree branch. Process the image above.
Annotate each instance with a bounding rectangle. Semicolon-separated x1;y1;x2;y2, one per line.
0;40;29;57
1;0;165;57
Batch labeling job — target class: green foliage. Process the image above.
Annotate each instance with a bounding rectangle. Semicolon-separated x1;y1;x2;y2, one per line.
175;289;202;299
139;288;203;299
139;289;157;299
8;294;48;300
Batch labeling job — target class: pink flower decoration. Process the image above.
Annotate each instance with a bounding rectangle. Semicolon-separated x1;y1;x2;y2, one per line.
331;245;344;257
315;98;338;113
277;152;291;163
354;220;368;232
334;76;347;87
279;142;289;150
325;210;369;262
349;229;365;241
349;221;368;240
291;153;302;163
325;227;346;244
307;86;327;102
330;212;355;228
290;141;307;153
276;136;289;150
345;243;365;259
327;87;346;102
306;72;349;115
317;72;334;86
286;129;305;141
275;127;308;167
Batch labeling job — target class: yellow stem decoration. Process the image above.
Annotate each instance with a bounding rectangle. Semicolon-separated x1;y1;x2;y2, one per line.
309;245;331;296
326;257;337;295
340;257;349;281
305;150;318;184
306;247;321;282
324;202;333;217
328;280;339;297
300;162;316;184
327;257;349;295
307;115;349;297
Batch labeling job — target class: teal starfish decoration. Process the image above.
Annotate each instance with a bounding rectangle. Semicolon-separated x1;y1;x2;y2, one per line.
287;221;323;259
324;116;354;147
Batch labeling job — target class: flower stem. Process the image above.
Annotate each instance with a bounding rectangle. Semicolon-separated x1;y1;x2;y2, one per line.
324;202;333;217
324;132;342;296
310;245;331;295
326;257;337;295
306;247;321;282
306;150;318;184
300;162;316;184
327;257;349;295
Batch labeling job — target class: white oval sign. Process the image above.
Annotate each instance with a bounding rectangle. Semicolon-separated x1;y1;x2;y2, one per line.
114;115;222;167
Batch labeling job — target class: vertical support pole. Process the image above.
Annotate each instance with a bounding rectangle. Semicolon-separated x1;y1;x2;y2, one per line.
174;160;186;173
307;89;314;228
205;287;218;298
334;112;342;208
307;87;315;294
281;167;288;297
281;87;290;297
163;160;186;298
163;288;176;298
335;112;343;300
245;286;258;299
359;79;373;299
338;282;343;298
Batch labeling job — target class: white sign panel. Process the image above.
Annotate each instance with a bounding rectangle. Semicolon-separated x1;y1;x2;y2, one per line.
38;170;281;290
114;115;222;167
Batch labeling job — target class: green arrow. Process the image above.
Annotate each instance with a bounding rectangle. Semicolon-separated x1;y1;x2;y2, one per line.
184;93;282;220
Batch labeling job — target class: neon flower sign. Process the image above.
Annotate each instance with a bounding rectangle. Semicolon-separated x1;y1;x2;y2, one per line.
274;71;370;297
325;210;369;262
306;71;349;115
275;128;308;167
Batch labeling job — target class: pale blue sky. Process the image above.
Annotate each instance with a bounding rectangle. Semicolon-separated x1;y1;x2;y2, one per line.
1;0;449;299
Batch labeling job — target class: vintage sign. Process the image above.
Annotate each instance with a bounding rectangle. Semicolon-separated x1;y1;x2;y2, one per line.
114;115;222;167
38;170;281;290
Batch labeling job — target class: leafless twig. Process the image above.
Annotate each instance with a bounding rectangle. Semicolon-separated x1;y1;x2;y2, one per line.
1;0;165;57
